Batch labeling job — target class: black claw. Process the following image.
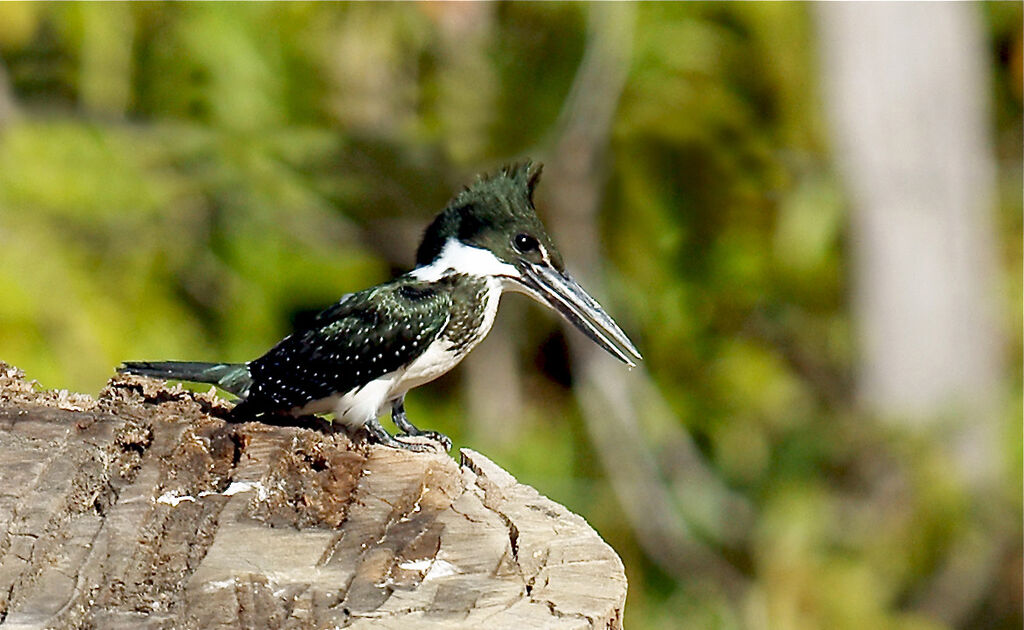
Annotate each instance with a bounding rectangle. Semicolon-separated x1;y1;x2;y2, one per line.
365;418;438;452
390;397;452;451
391;437;437;453
417;431;452;451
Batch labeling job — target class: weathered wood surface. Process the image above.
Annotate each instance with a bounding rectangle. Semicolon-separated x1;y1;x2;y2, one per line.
0;363;625;629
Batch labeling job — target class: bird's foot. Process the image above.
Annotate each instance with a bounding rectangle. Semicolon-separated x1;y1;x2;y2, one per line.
399;429;452;452
390;399;452;451
365;419;441;453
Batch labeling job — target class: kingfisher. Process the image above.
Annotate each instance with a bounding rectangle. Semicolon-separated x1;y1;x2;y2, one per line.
120;162;641;451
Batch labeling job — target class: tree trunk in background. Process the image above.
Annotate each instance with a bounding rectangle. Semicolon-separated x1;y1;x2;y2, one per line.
816;3;1003;472
0;61;15;125
464;304;526;449
79;3;134;118
328;5;419;137
431;1;497;165
543;3;751;597
426;1;526;445
816;4;1006;625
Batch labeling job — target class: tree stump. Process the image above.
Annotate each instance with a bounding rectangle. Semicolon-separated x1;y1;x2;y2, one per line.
0;363;626;629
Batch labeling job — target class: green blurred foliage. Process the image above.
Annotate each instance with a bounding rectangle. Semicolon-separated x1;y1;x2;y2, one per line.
0;3;1019;629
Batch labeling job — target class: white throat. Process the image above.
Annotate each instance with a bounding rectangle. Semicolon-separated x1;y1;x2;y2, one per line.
410;239;519;282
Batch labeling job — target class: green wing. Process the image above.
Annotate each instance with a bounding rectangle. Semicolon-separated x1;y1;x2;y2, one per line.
244;278;451;411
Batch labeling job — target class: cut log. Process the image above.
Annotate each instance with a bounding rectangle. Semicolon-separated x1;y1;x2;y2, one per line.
0;363;626;629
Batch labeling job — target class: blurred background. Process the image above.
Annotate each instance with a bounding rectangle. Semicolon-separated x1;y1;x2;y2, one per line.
0;2;1020;628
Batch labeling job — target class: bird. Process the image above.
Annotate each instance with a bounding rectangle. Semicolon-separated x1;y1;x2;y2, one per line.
119;161;642;451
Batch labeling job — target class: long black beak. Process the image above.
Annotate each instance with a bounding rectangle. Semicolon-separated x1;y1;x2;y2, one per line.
517;263;643;368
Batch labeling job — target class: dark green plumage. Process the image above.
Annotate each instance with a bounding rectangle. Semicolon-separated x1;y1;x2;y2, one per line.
118;361;251;396
416;162;563;271
120;160;642;451
243;273;489;413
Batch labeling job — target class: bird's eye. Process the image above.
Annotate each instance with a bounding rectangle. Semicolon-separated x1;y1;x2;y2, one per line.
513;233;540;253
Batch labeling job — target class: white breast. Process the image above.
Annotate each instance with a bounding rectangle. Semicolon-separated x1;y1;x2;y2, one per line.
393;276;503;395
325;276;504;428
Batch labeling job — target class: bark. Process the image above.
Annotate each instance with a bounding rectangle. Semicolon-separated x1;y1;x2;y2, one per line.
0;363;625;629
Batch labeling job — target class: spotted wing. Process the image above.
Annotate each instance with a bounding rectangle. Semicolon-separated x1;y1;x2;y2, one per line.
244;280;451;413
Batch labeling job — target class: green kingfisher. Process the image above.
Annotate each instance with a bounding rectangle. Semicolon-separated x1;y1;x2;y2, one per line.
120;162;641;451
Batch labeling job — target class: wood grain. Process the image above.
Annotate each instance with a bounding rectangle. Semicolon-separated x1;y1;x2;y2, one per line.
0;363;625;629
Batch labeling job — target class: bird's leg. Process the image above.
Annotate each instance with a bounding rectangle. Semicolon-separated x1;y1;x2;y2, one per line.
391;397;452;451
364;417;436;453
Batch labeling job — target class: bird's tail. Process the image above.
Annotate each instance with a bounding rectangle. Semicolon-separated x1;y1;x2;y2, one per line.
118;361;252;397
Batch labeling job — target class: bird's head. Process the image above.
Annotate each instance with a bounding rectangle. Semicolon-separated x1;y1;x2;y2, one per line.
413;161;642;368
